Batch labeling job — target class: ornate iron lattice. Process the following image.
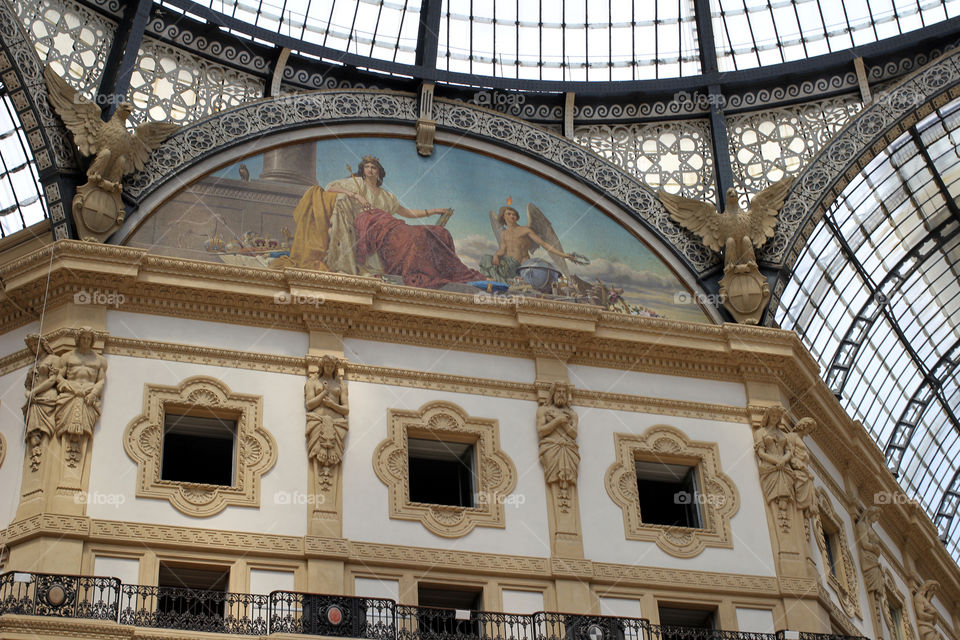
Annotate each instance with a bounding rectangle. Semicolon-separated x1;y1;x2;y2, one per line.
127;37;264;124
726;94;862;197
574;119;715;202
11;0;116;98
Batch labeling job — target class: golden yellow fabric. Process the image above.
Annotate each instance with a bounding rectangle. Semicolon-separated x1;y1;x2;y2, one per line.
270;186;339;271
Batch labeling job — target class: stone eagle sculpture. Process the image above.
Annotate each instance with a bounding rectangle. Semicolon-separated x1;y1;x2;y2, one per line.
43;65;180;241
657;177;794;323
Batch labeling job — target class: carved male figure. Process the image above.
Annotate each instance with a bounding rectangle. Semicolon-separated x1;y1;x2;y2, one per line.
54;327;106;467
23;334;60;471
305;356;349;488
536;382;580;510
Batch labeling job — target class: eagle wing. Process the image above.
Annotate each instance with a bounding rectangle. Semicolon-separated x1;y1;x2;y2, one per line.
746;176;794;247
658;190;725;252
43;65;104;157
489;209;503;245
528;202;568;276
124;122;181;174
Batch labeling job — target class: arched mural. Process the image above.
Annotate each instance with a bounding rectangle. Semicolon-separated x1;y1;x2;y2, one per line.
128;137;708;322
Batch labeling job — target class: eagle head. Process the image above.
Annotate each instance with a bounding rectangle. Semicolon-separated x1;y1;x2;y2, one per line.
114;102;134;121
724;187;739;213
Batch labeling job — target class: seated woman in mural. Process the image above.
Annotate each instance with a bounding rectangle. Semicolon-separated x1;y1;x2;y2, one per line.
320;156;483;289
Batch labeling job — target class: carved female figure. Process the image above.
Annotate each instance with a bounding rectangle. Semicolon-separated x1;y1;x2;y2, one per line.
914;580;941;640
754;406;793;512
536;382;580;510
785;416;817;522
54;327;106;467
856;506;884;597
23;334;60;471
305;356;349;489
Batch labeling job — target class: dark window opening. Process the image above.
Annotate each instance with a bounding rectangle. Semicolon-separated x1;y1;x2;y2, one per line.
823;529;838;577
635;461;702;528
888;603;904;640
161;413;236;486
156;564;229;621
658;605;716;640
417;585;482;638
408;438;475;507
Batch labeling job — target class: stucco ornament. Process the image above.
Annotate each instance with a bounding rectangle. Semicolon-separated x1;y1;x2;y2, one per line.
658;177;793;323
753;405;817;532
537;382;580;512
22;333;60;472
55;327;106;469
305;355;349;491
914;580;942;640
43;65;180;242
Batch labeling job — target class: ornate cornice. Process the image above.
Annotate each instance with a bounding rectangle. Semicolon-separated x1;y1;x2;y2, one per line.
1;240;958;603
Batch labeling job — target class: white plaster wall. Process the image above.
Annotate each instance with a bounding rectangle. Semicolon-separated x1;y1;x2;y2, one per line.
567;365;746;407
806;439;844;489
86;355;308;536
106;311;307;356
501;589;543;614
735;608;775;633
598;596;642;619
875;520;904;566
355;577;400;602
0;367;26;531
341;381;549;557
578;408;776;575
0;321;38;358
343;339;535;384
250;569;295;595
93;556;140;585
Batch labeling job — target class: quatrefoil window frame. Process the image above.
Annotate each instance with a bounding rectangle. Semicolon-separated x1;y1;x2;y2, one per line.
373;401;517;538
123;376;277;516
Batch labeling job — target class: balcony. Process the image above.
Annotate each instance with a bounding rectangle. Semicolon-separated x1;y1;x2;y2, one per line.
0;572;867;640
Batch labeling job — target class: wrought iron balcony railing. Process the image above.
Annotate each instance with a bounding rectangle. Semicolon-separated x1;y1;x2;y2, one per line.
0;571;120;620
0;571;870;640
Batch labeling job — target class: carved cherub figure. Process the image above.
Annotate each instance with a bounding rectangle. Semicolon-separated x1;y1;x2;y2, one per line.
658;178;794;274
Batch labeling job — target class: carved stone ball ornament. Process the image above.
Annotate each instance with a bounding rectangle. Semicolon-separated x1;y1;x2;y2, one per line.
43;65;181;242
658;178;794;324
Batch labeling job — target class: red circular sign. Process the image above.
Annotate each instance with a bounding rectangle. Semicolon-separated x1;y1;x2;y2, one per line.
326;605;344;625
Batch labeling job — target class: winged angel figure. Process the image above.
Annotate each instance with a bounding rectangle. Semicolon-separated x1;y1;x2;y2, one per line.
44;65;180;241
479;201;588;282
658;178;794;323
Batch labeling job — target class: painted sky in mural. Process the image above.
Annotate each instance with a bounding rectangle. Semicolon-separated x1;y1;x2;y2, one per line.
130;137;707;322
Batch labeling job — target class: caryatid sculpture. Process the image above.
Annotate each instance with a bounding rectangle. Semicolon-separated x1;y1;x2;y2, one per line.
54;327;107;469
914;580;942;640
44;65;180;242
23;334;60;471
537;382;580;512
753;406;817;532
658;178;794;324
304;356;349;490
